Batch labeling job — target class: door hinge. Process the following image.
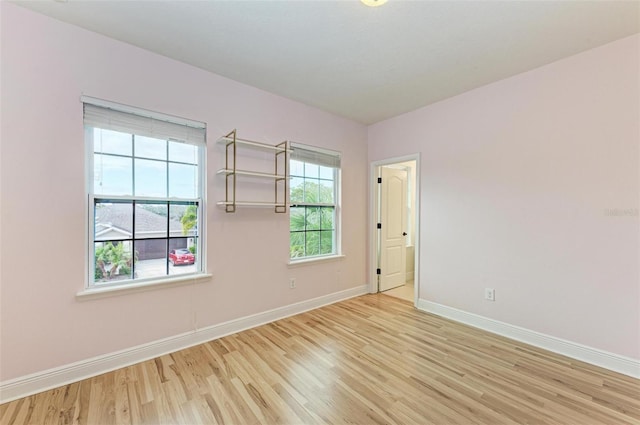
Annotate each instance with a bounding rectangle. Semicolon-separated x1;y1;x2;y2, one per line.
377;177;382;184
376;268;381;275
377;223;381;229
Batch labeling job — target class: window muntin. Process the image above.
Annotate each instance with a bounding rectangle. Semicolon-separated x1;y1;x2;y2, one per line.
86;101;205;287
289;144;340;260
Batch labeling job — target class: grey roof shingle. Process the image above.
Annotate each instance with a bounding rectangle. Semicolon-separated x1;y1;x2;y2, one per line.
95;203;183;234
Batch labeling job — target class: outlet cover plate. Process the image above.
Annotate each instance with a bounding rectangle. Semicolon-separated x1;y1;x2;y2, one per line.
485;288;495;301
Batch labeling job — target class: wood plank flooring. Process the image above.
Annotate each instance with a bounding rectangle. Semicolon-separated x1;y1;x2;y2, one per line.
1;294;639;424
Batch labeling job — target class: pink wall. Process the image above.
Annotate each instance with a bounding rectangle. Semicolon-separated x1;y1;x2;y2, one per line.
369;35;640;359
0;3;368;381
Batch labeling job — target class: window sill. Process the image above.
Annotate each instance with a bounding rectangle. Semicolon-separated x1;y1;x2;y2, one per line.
288;254;345;267
76;273;213;301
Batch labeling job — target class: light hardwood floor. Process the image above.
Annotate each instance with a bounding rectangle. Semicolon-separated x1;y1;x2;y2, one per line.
2;294;639;424
383;281;414;302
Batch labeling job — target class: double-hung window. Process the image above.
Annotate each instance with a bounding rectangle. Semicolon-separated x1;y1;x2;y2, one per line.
84;98;206;287
289;143;341;260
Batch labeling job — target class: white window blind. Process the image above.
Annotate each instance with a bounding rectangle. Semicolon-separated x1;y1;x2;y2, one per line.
291;143;341;168
83;98;206;147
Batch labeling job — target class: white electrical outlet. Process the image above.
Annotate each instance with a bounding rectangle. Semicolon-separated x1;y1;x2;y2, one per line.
289;278;296;289
485;288;495;301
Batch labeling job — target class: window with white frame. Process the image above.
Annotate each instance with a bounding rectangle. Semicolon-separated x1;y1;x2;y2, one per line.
84;98;206;287
289;143;341;259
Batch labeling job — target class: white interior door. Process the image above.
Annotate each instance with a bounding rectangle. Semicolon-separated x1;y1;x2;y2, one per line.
379;166;407;292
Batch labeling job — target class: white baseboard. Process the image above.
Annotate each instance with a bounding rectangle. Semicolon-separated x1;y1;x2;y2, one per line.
0;285;368;404
417;299;640;379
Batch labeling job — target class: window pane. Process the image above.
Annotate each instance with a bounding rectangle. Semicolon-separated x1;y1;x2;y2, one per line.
135;203;168;239
290;232;305;258
94;241;134;283
304;179;319;203
319;179;334;203
87;106;205;286
134;158;167;197
306;207;320;231
304;163;319;178
290;177;304;203
320;230;333;255
320;207;334;230
319;166;334;180
290;160;304;177
169;237;197;276
169;163;197;198
135;135;166;160
169;141;198;164
135;239;166;262
290;207;305;231
173;203;198;237
289;159;338;260
95;202;132;241
93;128;131;156
94;154;133;196
134;239;168;280
305;231;320;256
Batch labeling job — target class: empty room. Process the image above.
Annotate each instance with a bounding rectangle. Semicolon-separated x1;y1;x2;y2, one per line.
1;1;638;424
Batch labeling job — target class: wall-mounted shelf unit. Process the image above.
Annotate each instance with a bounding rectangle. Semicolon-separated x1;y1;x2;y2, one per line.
217;130;289;213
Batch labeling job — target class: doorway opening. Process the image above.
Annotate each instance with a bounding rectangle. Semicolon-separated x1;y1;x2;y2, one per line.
370;155;419;305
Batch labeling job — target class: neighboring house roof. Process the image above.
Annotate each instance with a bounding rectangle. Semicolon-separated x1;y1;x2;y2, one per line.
95;224;131;239
95;203;187;236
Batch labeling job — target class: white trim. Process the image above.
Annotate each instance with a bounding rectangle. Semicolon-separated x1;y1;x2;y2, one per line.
92;194;201;203
95;225;131;238
198;141;208;277
76;273;213;301
369;154;421;308
0;285;368;404
417;299;640;379
288;254;345;267
84;130;92;290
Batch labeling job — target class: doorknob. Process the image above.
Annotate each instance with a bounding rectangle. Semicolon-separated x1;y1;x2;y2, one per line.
402;232;407;236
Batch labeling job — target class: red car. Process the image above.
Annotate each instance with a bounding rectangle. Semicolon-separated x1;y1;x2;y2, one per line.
169;248;195;265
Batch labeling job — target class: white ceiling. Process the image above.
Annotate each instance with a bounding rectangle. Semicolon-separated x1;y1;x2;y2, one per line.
14;1;640;124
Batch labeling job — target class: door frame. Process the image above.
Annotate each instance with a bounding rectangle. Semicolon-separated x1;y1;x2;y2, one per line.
369;154;421;307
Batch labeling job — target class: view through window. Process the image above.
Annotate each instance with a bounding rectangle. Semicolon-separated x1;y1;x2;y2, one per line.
85;101;206;286
289;144;340;259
